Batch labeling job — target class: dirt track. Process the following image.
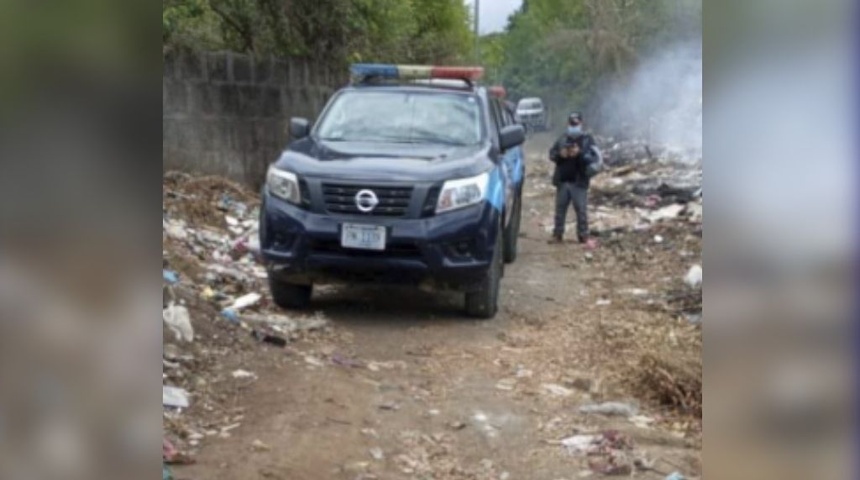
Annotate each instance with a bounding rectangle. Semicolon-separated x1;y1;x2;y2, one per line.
173;135;702;480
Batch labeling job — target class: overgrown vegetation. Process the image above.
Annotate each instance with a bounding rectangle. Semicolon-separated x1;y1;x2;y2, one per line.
163;0;473;65
163;0;701;128
483;0;701;126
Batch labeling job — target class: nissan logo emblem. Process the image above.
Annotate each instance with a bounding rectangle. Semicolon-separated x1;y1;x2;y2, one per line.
355;189;379;213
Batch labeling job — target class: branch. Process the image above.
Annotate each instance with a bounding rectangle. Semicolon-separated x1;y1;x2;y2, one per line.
209;1;255;52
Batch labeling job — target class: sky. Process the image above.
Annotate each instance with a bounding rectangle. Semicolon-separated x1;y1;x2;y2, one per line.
463;0;523;34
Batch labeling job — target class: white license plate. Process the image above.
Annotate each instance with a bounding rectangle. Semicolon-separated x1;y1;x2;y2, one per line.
341;224;386;251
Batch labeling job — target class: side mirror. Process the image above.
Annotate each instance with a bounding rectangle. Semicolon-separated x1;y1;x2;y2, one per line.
499;124;526;151
289;117;310;139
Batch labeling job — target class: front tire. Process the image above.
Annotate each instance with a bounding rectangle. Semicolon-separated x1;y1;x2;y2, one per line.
465;225;503;319
269;277;312;310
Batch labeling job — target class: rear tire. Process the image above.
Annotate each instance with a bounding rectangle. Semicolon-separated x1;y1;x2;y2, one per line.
465;225;503;319
503;196;522;264
269;277;312;310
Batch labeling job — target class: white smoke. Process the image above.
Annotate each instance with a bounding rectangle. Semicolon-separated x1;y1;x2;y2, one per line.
597;42;703;161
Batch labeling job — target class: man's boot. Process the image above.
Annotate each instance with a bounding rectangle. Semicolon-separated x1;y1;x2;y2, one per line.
548;233;563;244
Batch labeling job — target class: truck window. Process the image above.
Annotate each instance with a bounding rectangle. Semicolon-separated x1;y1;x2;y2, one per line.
316;90;485;146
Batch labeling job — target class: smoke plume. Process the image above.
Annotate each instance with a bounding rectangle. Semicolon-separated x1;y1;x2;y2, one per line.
596;42;703;162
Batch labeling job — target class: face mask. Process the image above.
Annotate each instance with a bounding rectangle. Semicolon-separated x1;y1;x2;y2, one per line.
567;125;582;135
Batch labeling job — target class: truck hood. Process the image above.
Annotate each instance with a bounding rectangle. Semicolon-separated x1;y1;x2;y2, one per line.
273;137;493;183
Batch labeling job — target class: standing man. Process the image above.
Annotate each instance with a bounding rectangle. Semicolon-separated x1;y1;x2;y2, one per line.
549;112;600;245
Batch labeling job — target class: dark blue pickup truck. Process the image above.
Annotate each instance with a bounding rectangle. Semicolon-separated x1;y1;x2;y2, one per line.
259;64;526;318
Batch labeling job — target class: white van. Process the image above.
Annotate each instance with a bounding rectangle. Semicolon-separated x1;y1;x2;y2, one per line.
515;97;547;131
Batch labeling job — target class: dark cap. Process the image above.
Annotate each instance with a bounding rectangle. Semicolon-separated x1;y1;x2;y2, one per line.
568;112;583;124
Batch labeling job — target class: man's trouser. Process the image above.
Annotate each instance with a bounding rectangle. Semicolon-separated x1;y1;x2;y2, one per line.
554;182;588;240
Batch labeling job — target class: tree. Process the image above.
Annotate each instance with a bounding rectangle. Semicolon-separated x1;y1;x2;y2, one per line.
163;0;474;67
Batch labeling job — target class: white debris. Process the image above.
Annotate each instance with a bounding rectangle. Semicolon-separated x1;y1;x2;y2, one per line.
232;369;257;380
630;415;656;429
252;439;271;452
684;264;703;288
642;204;685;223
623;288;649;296
370;447;385;461
686;202;703;222
163;304;194;343
163;386;190;409
542;384;575;397
560;435;600;455
228;293;262;311
164;219;189;240
496;378;517;391
304;356;325;368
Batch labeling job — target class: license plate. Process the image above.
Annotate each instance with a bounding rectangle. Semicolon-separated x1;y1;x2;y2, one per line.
341;224;386;251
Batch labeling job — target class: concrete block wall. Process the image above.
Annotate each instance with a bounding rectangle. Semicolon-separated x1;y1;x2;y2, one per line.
163;51;346;186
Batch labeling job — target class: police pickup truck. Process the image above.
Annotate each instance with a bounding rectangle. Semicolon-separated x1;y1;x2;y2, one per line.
260;64;526;319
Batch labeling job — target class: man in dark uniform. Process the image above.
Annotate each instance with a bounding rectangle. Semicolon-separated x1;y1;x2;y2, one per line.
548;112;599;244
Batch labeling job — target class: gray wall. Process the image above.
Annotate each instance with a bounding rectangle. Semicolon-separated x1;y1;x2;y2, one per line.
163;51;345;186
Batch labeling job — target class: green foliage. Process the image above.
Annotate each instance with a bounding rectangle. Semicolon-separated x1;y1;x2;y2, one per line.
163;0;473;66
488;0;701;124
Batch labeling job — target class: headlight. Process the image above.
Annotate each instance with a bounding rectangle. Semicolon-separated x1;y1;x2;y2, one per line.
436;172;489;214
266;166;301;204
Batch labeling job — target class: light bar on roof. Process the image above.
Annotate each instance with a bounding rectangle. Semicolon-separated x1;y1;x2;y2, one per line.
350;64;484;82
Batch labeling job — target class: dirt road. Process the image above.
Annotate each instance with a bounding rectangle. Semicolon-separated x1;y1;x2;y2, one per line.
172;136;702;480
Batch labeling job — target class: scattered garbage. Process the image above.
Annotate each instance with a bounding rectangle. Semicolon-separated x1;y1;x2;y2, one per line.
331;353;363;368
542;383;575;397
163;386;190;409
684;265;703;288
304;356;326;367
252;329;287;347
221;308;241;324
252;439;272;452
496;378;517;391
164;219;189;241
228;292;262;311
665;473;687;480
561;435;600;455
559;430;634;457
579;402;639;418
163;269;180;284
163;463;174;480
623;288;649;297
163;304;194;343
629;415;656;429
163;438;178;460
232;369;257;380
370;447;385;461
163;437;196;465
378;401;400;411
242;312;329;333
643;204;685;223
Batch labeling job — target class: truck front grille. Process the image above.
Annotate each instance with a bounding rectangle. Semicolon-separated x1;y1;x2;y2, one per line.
321;183;413;217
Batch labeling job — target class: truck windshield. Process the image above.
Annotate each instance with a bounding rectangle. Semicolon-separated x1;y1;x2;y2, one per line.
316;91;484;146
518;100;542;110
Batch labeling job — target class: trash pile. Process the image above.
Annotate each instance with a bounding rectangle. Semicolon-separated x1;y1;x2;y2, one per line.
162;172;333;467
592;144;703;417
588;139;703;418
523;135;703;424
